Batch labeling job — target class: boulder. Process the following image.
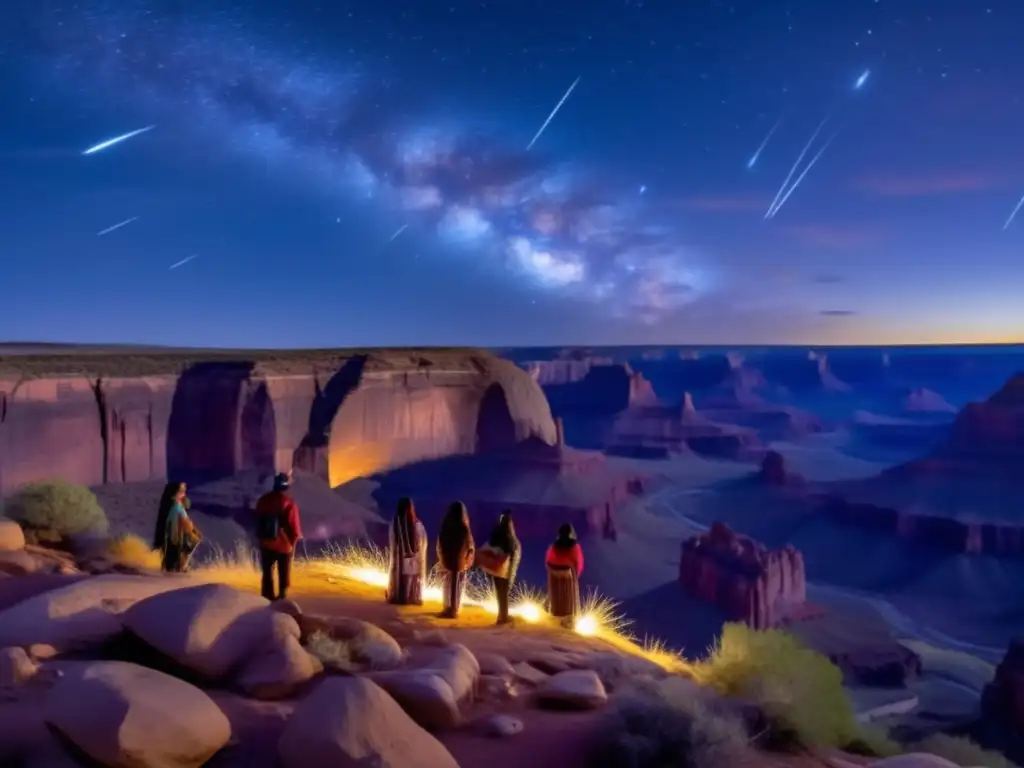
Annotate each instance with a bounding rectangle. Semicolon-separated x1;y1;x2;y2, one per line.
679;522;806;629
0;549;42;576
479;714;524;738
45;661;231;768
122;583;280;679
298;614;404;670
0;646;39;688
0;574;183;652
277;677;459;768
234;612;323;699
366;670;461;730
512;661;549;686
476;652;515;678
417;644;479;703
0;520;26;552
536;669;608;710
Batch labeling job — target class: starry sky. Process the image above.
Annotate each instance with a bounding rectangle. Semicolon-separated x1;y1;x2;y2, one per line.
1;0;1022;348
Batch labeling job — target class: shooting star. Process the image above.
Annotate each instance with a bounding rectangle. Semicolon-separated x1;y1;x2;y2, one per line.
854;69;871;90
526;76;581;151
767;126;843;219
96;216;139;236
82;125;156;156
765;114;832;219
1003;194;1024;230
388;224;408;242
168;254;200;271
747;117;783;169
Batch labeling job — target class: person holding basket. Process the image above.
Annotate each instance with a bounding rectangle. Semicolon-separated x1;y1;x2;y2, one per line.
475;509;522;626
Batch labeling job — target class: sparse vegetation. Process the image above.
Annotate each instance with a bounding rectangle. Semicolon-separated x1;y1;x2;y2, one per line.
3;479;108;543
595;676;750;768
106;533;162;570
305;631;357;672
912;733;1020;768
691;622;899;755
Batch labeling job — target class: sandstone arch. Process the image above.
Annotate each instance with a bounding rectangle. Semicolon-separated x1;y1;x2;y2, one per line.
167;362;277;482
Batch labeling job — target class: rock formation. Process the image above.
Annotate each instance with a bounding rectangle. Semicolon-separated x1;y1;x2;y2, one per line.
0;350;557;494
981;638;1024;731
678;522;806;629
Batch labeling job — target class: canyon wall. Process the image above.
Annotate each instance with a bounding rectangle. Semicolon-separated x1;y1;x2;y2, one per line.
0;350;557;495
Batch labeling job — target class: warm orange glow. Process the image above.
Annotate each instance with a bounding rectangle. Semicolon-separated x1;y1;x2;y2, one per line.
327;443;394;488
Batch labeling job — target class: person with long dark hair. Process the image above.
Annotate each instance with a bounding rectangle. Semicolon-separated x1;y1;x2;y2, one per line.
153;481;185;552
161;482;202;573
477;510;521;625
435;501;475;619
545;522;584;623
386;497;427;606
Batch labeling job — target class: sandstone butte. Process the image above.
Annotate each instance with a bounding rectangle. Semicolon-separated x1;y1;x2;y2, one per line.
678;522;807;630
0;348;558;496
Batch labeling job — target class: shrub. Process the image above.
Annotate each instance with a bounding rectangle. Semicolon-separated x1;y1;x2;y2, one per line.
913;734;1019;768
4;480;108;543
593;676;750;768
691;622;866;752
305;631;356;672
106;533;162;570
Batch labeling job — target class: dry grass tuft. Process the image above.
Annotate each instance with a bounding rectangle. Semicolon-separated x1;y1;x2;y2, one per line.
105;533;162;570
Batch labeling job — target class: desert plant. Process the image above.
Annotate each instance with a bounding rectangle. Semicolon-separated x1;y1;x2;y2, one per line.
913;733;1019;768
305;631;357;672
692;622;869;752
3;479;108;544
106;533;162;570
593;676;750;768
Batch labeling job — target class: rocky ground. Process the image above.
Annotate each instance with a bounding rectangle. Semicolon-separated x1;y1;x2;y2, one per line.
0;518;986;768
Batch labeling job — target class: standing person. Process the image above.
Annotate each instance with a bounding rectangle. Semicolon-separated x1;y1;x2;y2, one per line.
545;523;584;624
153;481;186;552
476;510;521;625
435;501;475;619
386;497;427;606
163;485;202;573
254;472;302;601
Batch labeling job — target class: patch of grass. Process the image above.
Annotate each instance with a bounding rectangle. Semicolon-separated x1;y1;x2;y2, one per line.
305;631;357;672
912;734;1020;768
594;676;751;768
3;479;108;544
105;533;162;570
692;622;894;754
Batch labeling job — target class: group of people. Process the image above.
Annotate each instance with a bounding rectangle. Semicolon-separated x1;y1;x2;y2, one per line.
151;471;588;627
386;498;586;627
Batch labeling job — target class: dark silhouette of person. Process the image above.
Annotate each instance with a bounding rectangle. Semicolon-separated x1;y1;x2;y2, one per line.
386;497;427;606
483;510;521;625
435;501;475;618
545;523;584;622
254;472;302;601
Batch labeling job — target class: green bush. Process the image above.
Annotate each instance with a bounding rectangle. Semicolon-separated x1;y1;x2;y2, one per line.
593;676;750;768
691;623;887;753
913;734;1019;768
3;479;109;543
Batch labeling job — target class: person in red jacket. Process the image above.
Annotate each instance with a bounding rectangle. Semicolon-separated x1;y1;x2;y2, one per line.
545;523;584;622
254;472;303;601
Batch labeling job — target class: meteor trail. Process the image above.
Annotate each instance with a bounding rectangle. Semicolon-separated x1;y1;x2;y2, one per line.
1003;194;1024;230
747;117;783;169
169;254;200;270
526;76;581;151
82;125;156;155
765;114;831;219
767;126;843;219
388;224;408;242
854;69;871;90
96;216;139;236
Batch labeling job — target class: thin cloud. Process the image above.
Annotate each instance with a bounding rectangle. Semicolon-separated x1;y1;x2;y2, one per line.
784;224;882;249
853;171;1001;198
819;309;857;317
671;195;769;213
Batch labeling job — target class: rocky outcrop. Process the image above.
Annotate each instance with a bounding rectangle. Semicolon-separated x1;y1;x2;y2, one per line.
678;522;806;629
0;350;557;494
759;450;799;487
981;639;1024;730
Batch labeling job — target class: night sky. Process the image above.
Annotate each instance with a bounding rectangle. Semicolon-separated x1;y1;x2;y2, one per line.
1;1;1022;348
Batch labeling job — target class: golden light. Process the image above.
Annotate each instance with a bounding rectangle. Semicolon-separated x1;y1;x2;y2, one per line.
512;600;542;623
574;613;599;636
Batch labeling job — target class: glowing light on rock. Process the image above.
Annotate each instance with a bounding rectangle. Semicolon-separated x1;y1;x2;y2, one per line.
574;614;599;637
515;601;542;623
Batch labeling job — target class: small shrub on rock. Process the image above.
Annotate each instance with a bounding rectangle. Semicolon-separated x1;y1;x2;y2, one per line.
692;623;866;752
305;631;357;673
913;733;1020;768
593;676;750;768
106;533;161;570
3;480;108;544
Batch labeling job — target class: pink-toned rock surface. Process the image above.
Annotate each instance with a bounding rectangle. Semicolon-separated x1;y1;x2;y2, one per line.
823;373;1024;554
679;522;806;629
0;350;557;495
